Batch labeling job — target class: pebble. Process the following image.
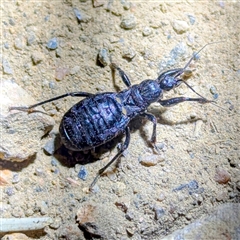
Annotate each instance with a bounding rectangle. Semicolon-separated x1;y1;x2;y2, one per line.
1;80;54;162
31;51;44;65
34;167;45;177
73;8;83;23
9;18;15;26
187;14;196;25
154;206;165;220
1;233;30;240
139;154;164;167
5;187;15;196
47;37;58;50
73;8;92;23
27;33;36;45
4;42;9;49
12;173;20;184
43;138;56;155
50;216;62;229
157;192;166;202
93;0;104;7
98;48;110;66
51;158;58;166
78;166;88;181
55;67;69;81
115;197;130;213
142;26;152;36
120;14;137;29
172;20;189;34
14;37;24;50
210;86;219;99
112;182;126;197
2;58;13;75
159;42;187;72
122;47;136;60
188;180;199;190
214;167;231;184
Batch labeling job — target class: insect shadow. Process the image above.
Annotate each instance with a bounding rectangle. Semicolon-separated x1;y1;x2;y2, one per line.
52;115;154;168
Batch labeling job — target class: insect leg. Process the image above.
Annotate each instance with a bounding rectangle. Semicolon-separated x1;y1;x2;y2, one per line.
89;126;130;191
110;63;132;87
9;92;94;112
159;97;212;107
140;112;157;145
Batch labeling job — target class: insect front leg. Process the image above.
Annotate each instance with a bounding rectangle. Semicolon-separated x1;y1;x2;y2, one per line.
110;63;132;87
9;92;94;112
89;127;130;191
140;112;160;152
159;97;212;107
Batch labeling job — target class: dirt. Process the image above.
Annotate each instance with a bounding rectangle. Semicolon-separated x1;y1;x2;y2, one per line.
1;1;239;239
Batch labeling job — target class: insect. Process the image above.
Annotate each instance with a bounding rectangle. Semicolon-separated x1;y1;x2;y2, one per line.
10;43;217;190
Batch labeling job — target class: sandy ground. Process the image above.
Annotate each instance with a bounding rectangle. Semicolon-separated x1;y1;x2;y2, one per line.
1;1;239;239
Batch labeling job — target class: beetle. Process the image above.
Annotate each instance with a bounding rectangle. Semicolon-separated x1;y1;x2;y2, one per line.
10;43;217;190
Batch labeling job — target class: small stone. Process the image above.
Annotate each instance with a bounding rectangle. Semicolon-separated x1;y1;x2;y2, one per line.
50;216;62;229
157;192;166;202
25;208;34;217
125;211;134;221
43;138;56;155
31;51;44;65
51;158;58;166
115;197;130;213
2;58;13;75
126;225;136;236
98;48;110;66
35;200;48;215
12;173;20;184
172;20;189;34
112;182;126;197
93;0;104;7
120;14;137;30
73;8;92;23
214;167;231;184
216;190;228;201
9;18;15;26
5;187;14;196
14;37;24;50
210;86;217;94
139;154;164;167
122;47;136;60
35;168;45;176
154;206;165;220
142;26;152;36
187;14;196;25
188;180;199;190
78;166;88;181
55;67;69;81
47;37;58;50
27;33;36;45
1;233;30;240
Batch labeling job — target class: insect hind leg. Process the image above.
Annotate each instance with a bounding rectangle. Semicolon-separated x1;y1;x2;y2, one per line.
89;127;130;191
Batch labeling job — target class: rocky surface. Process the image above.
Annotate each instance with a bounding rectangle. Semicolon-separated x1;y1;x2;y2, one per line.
1;1;239;239
0;79;55;162
162;203;240;240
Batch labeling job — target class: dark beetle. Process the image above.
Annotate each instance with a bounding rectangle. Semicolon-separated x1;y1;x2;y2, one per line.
10;43;215;189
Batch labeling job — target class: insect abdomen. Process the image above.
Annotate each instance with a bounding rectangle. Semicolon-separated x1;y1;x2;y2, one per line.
59;93;129;151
